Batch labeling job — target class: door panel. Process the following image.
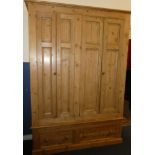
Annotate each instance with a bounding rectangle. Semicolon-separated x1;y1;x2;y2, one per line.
83;48;99;114
100;18;124;115
36;13;57;119
42;47;52;115
57;14;75;119
100;51;118;113
80;16;103;116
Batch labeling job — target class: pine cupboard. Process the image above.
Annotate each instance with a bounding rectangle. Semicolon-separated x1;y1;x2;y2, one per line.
25;1;130;154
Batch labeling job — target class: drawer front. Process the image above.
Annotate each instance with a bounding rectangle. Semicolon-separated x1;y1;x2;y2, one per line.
40;130;73;146
80;124;120;141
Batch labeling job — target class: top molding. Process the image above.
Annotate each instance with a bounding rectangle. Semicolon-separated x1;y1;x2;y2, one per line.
25;0;131;14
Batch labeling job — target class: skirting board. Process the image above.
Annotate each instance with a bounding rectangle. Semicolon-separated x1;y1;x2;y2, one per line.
23;134;32;140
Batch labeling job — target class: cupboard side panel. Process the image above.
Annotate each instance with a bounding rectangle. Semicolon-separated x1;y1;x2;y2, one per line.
28;4;39;126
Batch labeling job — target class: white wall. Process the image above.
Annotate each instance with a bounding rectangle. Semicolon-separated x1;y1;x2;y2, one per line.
33;0;131;11
23;2;29;62
23;0;131;62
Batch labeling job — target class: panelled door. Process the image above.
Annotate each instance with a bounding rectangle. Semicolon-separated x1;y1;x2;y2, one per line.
100;18;124;116
79;16;103;117
57;13;82;119
57;13;76;119
36;12;57;120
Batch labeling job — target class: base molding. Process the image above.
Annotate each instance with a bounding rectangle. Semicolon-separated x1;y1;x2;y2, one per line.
32;119;123;154
23;134;32;141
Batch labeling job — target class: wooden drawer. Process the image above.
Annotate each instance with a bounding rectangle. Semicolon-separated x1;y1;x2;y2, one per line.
33;121;123;154
40;130;73;146
80;124;120;142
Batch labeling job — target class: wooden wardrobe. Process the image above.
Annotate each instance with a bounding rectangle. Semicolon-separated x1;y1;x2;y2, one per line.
26;1;130;154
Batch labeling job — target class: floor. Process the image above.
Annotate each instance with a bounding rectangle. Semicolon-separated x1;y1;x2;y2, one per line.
23;125;131;155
